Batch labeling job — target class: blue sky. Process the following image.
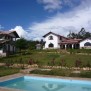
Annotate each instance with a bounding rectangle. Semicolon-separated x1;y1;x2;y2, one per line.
0;0;47;29
0;0;91;40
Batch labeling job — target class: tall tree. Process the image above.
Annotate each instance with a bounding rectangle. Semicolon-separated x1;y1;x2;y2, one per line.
67;28;91;39
67;31;78;39
27;40;39;50
78;28;86;39
15;38;28;51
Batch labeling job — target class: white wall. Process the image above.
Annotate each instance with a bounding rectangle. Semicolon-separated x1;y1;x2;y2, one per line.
80;39;91;48
44;34;60;49
0;49;3;53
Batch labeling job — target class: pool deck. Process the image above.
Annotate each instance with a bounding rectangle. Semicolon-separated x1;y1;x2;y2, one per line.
0;73;91;91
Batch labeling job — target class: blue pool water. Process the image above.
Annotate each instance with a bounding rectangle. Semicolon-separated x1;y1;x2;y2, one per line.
0;76;91;91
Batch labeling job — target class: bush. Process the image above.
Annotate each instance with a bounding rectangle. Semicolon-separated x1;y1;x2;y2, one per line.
30;69;71;76
80;71;91;78
30;69;91;78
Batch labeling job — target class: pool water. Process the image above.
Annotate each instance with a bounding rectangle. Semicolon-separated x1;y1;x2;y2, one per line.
0;76;91;91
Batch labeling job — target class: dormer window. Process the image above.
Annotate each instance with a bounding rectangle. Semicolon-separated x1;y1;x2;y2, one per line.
49;36;53;40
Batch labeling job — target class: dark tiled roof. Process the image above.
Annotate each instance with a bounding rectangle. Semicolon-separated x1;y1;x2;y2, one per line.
43;32;67;39
0;30;19;38
61;38;82;44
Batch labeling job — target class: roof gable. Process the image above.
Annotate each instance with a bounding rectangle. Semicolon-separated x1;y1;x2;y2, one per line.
0;30;19;38
43;32;67;39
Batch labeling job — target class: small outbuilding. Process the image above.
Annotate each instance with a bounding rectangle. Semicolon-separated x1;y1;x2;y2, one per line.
36;44;42;50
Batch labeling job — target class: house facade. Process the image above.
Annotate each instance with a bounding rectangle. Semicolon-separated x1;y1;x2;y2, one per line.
0;31;19;56
43;32;67;49
43;32;91;49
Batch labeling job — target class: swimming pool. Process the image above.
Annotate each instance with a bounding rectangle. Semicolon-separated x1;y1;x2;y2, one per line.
0;76;91;91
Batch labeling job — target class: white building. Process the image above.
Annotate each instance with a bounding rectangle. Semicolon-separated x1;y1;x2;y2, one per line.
43;32;91;49
43;32;67;49
80;38;91;49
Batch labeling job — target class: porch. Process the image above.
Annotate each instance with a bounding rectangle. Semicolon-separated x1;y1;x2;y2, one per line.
60;43;80;49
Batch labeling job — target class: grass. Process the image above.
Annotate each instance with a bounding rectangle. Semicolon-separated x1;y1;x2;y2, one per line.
0;50;91;67
0;66;20;77
30;69;91;78
0;49;91;77
68;49;91;54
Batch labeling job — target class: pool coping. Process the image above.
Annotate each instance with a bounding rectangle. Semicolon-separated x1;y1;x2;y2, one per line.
28;74;91;81
0;73;91;91
0;73;24;91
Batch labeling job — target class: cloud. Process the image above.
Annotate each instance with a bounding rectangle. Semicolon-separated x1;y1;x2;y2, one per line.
37;0;62;12
29;0;91;39
9;26;42;40
37;0;80;12
9;0;91;40
10;26;31;40
0;25;4;30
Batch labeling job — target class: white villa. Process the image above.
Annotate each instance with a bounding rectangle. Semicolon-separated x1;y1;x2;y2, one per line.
0;31;19;56
43;32;91;49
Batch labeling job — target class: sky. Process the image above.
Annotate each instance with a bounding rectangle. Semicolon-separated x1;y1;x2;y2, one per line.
0;0;91;40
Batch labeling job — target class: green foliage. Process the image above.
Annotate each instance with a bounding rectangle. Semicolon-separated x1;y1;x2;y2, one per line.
27;40;39;50
31;69;91;78
68;49;91;54
0;66;19;77
15;38;39;51
80;71;91;78
67;28;91;39
30;69;71;76
0;50;91;67
15;38;28;50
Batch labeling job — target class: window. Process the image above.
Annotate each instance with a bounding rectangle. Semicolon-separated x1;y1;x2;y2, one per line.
49;36;53;40
60;37;62;40
49;43;54;48
84;42;91;46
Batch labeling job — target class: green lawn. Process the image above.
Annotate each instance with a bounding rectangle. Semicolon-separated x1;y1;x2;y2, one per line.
0;66;20;77
0;49;91;77
0;50;91;67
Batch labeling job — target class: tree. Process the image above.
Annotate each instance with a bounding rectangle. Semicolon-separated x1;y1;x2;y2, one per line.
67;31;78;39
27;40;39;50
40;39;45;49
15;38;28;51
67;28;91;39
78;28;86;39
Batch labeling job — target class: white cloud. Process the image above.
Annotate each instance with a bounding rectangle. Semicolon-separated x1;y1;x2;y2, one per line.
0;25;4;30
10;26;31;40
9;0;91;40
10;26;42;40
37;0;79;12
29;0;91;39
37;0;62;12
